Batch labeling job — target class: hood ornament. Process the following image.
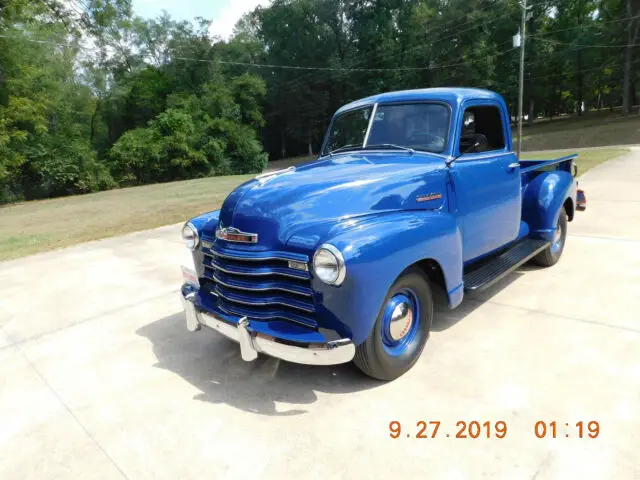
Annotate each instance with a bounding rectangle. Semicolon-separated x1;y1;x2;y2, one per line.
216;224;258;244
255;166;296;185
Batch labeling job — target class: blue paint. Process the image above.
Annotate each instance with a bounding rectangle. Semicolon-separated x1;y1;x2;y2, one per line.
521;170;577;242
182;88;582;351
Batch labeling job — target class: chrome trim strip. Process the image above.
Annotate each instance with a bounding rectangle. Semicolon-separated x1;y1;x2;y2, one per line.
208;272;312;297
319;149;448;160
214;285;315;313
362;103;378;148
205;261;310;280
453;151;513;162
255;166;295;180
426;152;449;160
182;291;355;366
216;304;315;329
205;249;308;263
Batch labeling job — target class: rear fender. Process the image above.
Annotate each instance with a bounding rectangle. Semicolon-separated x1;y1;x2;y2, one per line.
311;211;463;345
522;171;577;241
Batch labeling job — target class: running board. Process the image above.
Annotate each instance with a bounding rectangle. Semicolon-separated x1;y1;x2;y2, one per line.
463;239;550;292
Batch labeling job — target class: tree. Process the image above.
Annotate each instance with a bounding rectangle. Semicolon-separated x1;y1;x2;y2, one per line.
2;0;639;203
623;0;640;113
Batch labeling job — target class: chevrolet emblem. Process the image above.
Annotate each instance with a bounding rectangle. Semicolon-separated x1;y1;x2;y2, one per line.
216;225;258;244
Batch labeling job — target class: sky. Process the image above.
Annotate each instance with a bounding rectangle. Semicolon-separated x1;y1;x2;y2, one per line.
132;0;270;39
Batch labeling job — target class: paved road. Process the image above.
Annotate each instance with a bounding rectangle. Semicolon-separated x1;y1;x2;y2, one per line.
2;150;640;479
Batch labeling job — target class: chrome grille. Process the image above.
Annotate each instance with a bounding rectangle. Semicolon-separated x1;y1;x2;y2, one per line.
200;243;317;329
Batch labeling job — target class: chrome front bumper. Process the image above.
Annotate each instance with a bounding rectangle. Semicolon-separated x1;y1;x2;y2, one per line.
181;291;355;366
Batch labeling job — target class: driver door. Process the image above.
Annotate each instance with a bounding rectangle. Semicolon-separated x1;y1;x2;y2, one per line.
450;102;521;263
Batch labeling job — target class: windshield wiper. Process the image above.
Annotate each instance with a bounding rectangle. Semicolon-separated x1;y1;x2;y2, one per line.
365;143;415;154
328;144;363;156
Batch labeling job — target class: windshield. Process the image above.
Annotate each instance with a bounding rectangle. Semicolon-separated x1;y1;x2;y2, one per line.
323;102;450;156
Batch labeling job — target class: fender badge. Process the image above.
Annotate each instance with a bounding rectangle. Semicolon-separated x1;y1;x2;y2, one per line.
416;193;443;203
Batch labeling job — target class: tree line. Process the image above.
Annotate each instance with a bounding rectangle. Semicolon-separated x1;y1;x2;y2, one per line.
1;0;639;203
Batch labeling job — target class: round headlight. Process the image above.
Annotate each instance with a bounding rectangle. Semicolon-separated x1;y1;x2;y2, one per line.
313;244;346;286
181;223;199;250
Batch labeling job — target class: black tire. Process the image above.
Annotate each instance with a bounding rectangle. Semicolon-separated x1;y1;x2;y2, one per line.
532;207;568;267
353;267;433;381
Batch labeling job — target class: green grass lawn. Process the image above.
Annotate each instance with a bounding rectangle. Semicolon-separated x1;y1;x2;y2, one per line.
520;148;629;176
0;175;253;261
0;147;629;262
520;113;640;151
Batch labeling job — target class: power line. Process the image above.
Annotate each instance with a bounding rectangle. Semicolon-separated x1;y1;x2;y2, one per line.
527;57;640;81
234;6;523;123
537;37;640;48
4;23;633;71
2;2;520;97
239;0;567;113
252;5;520;112
0;33;76;49
529;14;640;38
5;7;636;83
260;44;519;121
174;49;520;73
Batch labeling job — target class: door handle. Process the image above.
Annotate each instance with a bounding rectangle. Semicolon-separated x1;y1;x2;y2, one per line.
508;162;520;170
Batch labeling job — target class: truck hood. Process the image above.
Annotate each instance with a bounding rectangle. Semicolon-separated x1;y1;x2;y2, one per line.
208;152;448;251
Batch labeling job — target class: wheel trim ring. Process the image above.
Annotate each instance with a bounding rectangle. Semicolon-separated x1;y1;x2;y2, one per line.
381;289;421;356
552;218;564;253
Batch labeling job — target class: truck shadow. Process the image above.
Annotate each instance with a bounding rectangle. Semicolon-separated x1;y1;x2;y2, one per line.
136;312;379;416
137;267;532;416
431;269;526;331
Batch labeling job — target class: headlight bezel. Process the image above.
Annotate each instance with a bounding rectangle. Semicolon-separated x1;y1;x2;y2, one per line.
313;243;346;286
181;222;200;251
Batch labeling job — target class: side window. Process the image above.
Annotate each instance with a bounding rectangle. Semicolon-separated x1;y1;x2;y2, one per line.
459;106;505;154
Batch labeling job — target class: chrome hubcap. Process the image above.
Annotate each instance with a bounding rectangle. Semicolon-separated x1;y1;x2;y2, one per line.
389;302;414;341
381;289;420;356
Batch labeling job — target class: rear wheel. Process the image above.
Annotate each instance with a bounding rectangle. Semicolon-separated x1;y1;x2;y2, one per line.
532;207;568;267
353;267;433;381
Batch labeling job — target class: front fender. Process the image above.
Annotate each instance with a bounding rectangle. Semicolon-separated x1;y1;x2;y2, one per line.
188;209;221;232
311;211;463;346
522;171;576;242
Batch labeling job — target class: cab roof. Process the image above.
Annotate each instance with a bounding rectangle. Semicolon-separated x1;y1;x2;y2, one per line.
335;88;505;115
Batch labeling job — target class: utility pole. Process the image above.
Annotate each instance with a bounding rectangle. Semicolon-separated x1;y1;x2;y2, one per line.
516;0;532;159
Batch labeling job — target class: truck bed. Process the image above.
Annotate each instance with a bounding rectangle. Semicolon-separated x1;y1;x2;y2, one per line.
519;154;577;189
519;154;578;175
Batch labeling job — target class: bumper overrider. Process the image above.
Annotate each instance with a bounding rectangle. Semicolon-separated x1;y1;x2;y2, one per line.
180;285;356;366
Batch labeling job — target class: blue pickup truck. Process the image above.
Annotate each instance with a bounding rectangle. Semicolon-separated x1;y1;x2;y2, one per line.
180;88;586;380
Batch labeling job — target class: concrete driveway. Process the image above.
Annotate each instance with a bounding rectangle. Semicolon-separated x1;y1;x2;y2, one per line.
2;150;640;479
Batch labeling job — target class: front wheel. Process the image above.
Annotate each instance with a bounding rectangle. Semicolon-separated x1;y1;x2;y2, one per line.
532;206;568;267
353;267;433;381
